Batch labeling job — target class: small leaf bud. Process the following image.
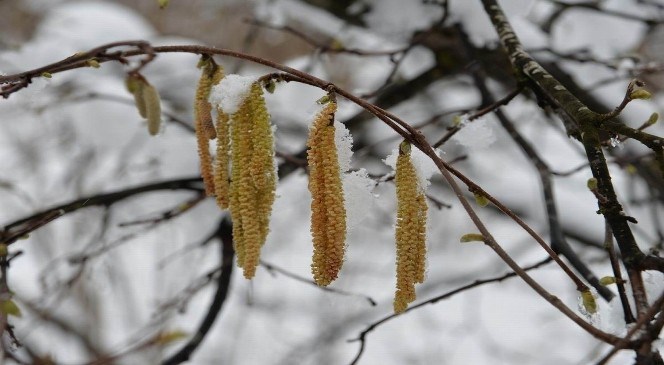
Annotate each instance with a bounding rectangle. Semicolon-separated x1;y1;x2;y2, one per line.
86;59;100;68
580;290;597;314
599;276;617;286
629;89;652;100
460;233;485;243
473;192;489;207
587;178;598;191
645;112;659;127
0;299;22;318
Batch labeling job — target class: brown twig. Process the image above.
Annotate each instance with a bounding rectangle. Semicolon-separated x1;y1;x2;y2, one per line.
348;257;553;365
604;223;636;323
1;177;204;246
260;260;377;306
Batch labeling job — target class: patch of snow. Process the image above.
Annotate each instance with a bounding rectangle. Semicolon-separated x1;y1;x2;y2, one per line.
209;74;258;115
384;145;439;191
451;115;497;150
343;169;376;231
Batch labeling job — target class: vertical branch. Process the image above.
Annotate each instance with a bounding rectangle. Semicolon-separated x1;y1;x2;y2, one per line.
478;0;664;361
604;223;636;323
0;246;9;345
162;218;234;365
455;23;613;301
479;0;652;316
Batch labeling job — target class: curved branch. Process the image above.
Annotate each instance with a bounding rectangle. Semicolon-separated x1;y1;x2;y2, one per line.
0;39;628;345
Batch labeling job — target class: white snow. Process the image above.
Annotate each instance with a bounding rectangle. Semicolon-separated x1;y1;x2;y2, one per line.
334;119;353;172
208;74;258;115
343;169;377;231
451;114;497;150
384;145;439;191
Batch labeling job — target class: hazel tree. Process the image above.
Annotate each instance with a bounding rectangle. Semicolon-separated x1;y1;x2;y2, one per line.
0;0;664;364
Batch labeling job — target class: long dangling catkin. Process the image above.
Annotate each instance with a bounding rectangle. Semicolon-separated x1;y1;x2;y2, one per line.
307;101;347;287
247;83;276;247
393;141;428;313
229;82;276;279
194;60;223;196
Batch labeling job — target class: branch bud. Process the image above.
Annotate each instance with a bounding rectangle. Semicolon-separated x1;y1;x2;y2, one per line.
460;233;485;243
580;289;597;314
629;89;652;100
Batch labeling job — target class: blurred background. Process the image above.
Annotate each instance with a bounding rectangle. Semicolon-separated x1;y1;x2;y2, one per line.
1;0;664;364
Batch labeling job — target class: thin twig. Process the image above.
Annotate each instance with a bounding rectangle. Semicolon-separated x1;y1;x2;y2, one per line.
604;223;635;323
260;260;376;306
347;257;553;365
595;292;664;365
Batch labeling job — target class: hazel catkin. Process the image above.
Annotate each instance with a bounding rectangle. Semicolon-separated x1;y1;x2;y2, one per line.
307;101;347;287
393;141;427;313
126;75;161;136
228;82;276;279
194;60;224;196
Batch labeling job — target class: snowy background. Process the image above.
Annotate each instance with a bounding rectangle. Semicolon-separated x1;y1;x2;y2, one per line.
1;0;664;364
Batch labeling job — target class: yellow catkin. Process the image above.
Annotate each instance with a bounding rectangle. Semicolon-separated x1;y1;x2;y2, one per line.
142;83;161;136
393;141;428;313
209;65;231;209
229;82;276;279
307;101;347;286
214;109;231;209
195;62;219;140
194;61;223;196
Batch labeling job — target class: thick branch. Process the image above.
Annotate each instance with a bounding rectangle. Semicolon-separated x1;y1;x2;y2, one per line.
479;1;663;325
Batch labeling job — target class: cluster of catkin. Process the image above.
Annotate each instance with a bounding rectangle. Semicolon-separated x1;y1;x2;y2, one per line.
194;58;276;279
129;58;430;312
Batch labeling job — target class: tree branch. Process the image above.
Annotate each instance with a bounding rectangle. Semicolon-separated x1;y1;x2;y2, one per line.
162;217;234;365
1;177;203;245
348;257;553;365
